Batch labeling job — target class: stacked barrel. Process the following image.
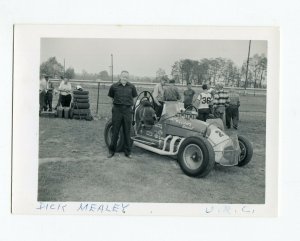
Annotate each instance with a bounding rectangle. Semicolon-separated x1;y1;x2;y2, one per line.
70;90;92;120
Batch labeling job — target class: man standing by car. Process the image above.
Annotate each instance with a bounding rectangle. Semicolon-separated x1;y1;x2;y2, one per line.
226;87;240;129
213;83;230;125
163;79;181;101
183;82;195;109
152;76;166;117
194;84;212;121
107;70;138;158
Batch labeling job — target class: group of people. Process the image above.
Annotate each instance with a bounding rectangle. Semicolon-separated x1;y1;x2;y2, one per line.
152;77;240;129
39;75;73;114
194;83;240;130
107;71;241;159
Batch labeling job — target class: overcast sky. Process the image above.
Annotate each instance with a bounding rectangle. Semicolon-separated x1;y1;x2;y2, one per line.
41;38;267;77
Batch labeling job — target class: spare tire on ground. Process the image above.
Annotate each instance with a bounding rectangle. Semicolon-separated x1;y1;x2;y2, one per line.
72;113;93;121
73;90;89;95
73;94;89;99
73;98;89;103
72;109;91;115
73;103;90;109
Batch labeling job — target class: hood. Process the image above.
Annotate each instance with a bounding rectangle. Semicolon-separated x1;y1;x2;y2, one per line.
165;116;208;134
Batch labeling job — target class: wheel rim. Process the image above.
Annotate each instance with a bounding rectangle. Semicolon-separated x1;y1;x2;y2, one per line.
239;141;247;161
182;144;204;170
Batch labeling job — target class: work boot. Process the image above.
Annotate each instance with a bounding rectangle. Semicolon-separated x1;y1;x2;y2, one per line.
125;153;132;159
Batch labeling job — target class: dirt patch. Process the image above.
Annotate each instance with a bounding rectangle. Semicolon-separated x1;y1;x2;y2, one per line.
38;106;266;203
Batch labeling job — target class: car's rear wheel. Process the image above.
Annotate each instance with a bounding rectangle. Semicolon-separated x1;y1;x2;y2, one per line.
237;135;253;166
104;118;124;152
178;136;215;177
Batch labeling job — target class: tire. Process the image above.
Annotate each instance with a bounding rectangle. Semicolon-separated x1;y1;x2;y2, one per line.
237;135;253;167
72;114;88;120
73;90;89;95
74;98;89;103
73;94;89;99
69;108;74;118
73;103;90;109
178;136;215;178
104;118;124;152
72;109;90;115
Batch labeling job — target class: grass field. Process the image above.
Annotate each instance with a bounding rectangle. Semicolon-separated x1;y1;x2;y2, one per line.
38;86;266;203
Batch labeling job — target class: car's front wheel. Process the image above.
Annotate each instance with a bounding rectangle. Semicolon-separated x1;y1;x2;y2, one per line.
237;135;253;166
178;136;215;177
104;118;124;152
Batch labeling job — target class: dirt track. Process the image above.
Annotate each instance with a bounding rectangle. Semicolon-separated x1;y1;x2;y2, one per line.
38;110;265;203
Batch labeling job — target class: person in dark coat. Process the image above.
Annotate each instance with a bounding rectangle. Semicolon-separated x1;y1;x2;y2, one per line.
183;82;195;109
163;79;181;101
107;70;138;158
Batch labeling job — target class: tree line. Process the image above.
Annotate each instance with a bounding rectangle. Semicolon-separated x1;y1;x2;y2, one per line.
40;54;267;88
167;54;267;88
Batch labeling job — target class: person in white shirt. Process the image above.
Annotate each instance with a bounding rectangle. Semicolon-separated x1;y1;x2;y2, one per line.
39;75;47;114
194;84;212;121
152;76;166;117
58;78;72;107
54;75;64;110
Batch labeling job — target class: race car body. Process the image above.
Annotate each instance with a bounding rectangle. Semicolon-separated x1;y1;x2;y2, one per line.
104;91;253;177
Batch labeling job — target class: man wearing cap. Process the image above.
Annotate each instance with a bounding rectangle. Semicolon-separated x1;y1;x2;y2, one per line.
107;70;138;158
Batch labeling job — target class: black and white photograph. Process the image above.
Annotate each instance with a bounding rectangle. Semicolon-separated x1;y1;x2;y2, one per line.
3;0;300;240
38;38;267;203
12;25;279;216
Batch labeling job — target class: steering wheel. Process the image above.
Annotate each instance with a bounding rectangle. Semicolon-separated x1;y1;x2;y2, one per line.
132;91;156;125
134;91;155;110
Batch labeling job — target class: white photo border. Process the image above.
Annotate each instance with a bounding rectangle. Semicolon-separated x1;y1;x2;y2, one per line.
12;25;279;216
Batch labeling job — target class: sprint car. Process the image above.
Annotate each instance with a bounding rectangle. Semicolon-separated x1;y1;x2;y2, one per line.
104;91;253;177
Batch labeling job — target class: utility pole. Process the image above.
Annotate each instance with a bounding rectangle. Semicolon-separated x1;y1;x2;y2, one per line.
244;40;251;91
64;58;65;76
111;54;113;83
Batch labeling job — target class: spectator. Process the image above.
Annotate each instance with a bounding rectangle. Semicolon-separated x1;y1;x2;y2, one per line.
152;76;166;117
107;70;138;159
213;83;230;125
195;84;212;121
39;75;48;114
207;82;216;98
44;75;54;111
183;82;195;109
54;75;64;110
163;79;181;101
226;87;240;129
58;77;72;107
